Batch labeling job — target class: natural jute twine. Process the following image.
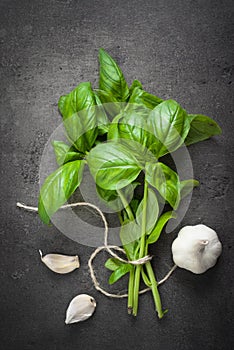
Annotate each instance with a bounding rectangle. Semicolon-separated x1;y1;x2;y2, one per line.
17;201;177;298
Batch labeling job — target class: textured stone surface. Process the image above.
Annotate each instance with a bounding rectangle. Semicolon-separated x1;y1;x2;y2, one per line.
0;0;234;349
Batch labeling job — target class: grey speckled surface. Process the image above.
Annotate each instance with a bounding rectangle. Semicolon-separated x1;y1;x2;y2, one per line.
0;0;234;349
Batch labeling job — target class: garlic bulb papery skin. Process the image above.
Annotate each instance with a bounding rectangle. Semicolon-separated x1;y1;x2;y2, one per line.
65;294;96;325
39;250;80;274
172;224;222;274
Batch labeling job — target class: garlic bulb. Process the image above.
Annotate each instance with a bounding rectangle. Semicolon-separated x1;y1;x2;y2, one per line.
172;224;222;274
65;294;96;324
39;250;80;274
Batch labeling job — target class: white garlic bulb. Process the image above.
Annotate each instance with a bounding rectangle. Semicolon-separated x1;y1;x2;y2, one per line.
39;250;80;274
65;294;96;324
172;224;222;274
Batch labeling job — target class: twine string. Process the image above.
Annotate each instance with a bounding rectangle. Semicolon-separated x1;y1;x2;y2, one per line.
17;201;177;298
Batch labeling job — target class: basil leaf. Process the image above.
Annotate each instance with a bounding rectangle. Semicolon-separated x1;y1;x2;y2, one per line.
52;141;84;166
58;82;98;153
38;160;85;224
105;258;123;271
109;263;132;285
99;48;129;101
129;80;142;94
87;141;143;190
180;179;199;199
58;82;96;120
129;86;163;109
185;114;222;146
136;188;159;235
148;100;191;158
146;162;180;209
107;105;161;161
147;211;177;244
108;104;152;145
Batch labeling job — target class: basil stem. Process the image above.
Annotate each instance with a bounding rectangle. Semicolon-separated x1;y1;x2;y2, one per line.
117;189;135;313
132;180;148;316
145;261;163;318
117;189;135;221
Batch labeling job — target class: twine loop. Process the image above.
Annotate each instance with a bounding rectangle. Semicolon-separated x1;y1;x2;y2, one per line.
17;201;177;298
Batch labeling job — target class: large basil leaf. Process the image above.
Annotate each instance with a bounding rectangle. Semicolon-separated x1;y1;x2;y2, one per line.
107;105;161;160
129;86;163;110
147;211;177;244
52;141;84;166
148;100;191;158
58;82;98;153
185;114;222;146
99;48;129;102
135;188;159;235
146;162;180;209
38;160;85;224
180;179;199;199
109;263;132;285
87;141;143;190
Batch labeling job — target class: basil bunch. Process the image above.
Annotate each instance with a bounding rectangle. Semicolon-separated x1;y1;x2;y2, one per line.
38;48;221;318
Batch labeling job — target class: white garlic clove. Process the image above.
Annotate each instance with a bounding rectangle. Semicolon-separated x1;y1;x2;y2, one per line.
65;294;96;324
39;250;80;274
172;224;222;274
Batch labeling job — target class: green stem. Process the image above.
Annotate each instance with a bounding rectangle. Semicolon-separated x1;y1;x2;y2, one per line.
144;226;164;318
118;211;123;225
117;189;135;221
133;180;148;316
127;268;135;314
145;261;164;319
117;189;135;313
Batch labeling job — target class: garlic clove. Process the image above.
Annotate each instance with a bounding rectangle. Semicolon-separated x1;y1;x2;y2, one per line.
39;250;80;274
65;294;96;324
172;224;222;274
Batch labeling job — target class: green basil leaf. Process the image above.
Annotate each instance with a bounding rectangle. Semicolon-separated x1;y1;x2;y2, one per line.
108;104;152;145
87;141;143;190
109;263;132;285
129;80;142;94
146;162;180;209
58;82;98;153
180;179;199;199
38;160;85;224
107;105;161;160
105;258;123;271
185;114;222;146
136;188;159;235
148;100;191;157
99;48;129;102
58;82;96;120
147;211;177;244
52;141;84;166
129;86;163;109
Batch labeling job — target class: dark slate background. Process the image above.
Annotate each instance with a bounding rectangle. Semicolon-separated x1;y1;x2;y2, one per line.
0;0;234;349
